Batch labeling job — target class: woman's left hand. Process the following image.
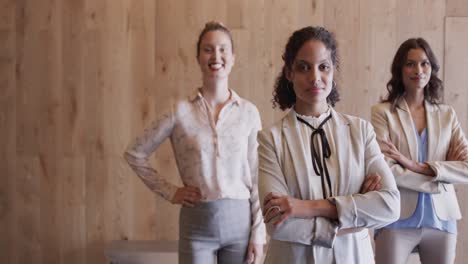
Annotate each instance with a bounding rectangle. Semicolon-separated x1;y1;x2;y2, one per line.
380;140;416;169
246;243;263;264
360;173;382;193
262;192;310;227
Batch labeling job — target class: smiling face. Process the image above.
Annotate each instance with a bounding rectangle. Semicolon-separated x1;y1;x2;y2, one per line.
402;48;432;93
287;40;334;110
197;30;235;80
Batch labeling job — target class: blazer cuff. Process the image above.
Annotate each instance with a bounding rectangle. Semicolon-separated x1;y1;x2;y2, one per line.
312;217;338;248
328;196;357;229
426;161;444;182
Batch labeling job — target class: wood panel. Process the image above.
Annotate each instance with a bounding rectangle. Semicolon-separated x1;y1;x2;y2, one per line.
447;0;468;16
59;157;86;264
0;1;16;263
125;0;159;242
396;0;446;64
445;17;468;133
445;17;468;264
4;1;468;264
15;157;42;264
324;0;367;117
356;0;397;117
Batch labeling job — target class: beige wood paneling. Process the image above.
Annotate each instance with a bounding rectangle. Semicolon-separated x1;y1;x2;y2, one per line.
4;1;468;264
447;0;468;16
125;0;159;242
445;17;468;133
16;156;42;263
396;0;446;77
0;1;16;263
354;0;397;117
59;157;86;264
445;17;468;264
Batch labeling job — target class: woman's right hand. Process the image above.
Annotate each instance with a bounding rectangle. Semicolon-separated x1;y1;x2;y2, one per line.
446;139;468;161
262;192;308;227
380;139;412;166
262;192;338;226
171;186;202;207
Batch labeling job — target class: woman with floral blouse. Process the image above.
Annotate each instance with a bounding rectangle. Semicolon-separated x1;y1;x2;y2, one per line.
124;22;265;264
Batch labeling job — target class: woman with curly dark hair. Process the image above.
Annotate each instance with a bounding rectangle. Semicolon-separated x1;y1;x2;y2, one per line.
258;26;400;263
372;38;468;264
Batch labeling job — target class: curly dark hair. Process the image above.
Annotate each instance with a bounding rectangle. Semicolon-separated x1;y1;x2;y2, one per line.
384;38;443;110
196;21;234;58
273;26;340;110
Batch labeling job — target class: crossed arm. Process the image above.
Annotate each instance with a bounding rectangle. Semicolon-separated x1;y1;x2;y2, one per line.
258;124;400;247
371;106;468;191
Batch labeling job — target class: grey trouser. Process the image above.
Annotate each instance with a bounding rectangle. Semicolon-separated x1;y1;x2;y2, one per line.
179;199;251;264
375;228;457;264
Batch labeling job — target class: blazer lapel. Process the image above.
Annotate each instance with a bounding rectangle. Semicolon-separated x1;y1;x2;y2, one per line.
282;111;311;199
425;101;440;161
396;99;418;161
329;108;350;196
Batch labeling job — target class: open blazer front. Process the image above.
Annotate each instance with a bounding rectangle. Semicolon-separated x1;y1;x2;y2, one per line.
258;108;400;263
371;99;468;220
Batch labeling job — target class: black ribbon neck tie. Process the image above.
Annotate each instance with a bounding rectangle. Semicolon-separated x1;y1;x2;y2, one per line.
296;113;333;199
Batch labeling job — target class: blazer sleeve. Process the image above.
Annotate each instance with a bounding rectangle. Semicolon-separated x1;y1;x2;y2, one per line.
257;129;338;247
330;122;400;229
371;104;440;194
428;107;468;184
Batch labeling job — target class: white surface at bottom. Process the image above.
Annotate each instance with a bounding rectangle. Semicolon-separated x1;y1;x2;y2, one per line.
106;240;178;264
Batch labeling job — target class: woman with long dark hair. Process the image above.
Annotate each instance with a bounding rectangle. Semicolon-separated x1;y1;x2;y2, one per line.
372;37;468;264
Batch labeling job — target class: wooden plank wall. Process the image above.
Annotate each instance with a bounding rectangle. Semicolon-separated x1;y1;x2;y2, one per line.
1;0;467;263
443;16;468;264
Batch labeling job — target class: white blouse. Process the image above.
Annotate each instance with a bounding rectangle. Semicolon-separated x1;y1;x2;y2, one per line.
296;108;340;198
124;88;266;244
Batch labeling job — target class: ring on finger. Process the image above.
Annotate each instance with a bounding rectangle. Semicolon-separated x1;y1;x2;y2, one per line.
265;205;282;217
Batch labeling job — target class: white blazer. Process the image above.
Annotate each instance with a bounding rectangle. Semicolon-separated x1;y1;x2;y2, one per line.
371;99;468;220
258;108;400;263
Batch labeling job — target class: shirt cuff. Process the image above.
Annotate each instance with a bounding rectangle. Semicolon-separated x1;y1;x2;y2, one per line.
249;223;267;244
161;185;179;202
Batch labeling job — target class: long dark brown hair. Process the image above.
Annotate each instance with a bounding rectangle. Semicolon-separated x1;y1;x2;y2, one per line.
384;38;443;110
